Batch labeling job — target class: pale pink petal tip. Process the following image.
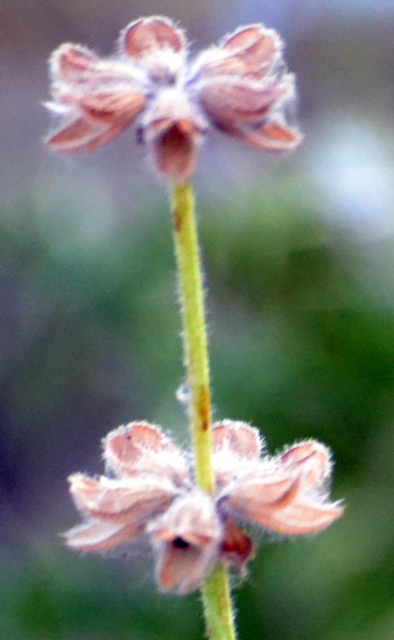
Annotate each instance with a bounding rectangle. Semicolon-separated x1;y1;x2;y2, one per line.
62;519;143;551
49;43;98;79
213;420;264;459
259;500;345;535
103;421;190;484
119;16;186;59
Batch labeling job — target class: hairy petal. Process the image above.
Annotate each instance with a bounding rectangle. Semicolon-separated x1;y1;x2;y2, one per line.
190;24;283;81
195;81;282;124
213;420;264;459
150;491;221;548
49;44;147;103
68;472;178;523
226;473;298;513
103;422;190;485
212;420;264;487
249;499;345;535
50;43;100;81
220;25;281;70
222;117;303;152
78;91;146;121
45;93;146;152
63;518;144;551
278;440;334;492
119;16;186;59
45;90;146;152
193;68;296;133
45;107;141;153
148;120;199;184
149;491;222;593
225;447;343;536
46;43;147;153
154;539;213;595
188;23;302;152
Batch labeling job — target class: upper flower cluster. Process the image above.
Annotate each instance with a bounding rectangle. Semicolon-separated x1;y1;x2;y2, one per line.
45;16;303;183
65;420;343;594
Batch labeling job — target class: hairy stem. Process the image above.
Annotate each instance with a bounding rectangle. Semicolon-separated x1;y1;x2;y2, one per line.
170;182;237;640
201;565;236;640
170;182;214;492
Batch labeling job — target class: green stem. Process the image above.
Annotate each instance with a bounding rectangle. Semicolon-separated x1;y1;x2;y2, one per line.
170;183;237;640
170;182;214;492
201;565;237;640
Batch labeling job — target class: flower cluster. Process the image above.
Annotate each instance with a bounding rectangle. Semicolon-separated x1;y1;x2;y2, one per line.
45;16;302;183
65;420;343;594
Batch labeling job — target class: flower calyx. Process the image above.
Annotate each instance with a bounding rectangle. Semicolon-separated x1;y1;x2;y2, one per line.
64;420;343;594
45;16;302;183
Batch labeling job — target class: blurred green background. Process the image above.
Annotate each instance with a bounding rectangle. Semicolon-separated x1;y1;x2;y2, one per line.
1;1;394;639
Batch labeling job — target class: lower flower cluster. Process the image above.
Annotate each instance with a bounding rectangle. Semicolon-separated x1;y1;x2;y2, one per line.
64;420;343;594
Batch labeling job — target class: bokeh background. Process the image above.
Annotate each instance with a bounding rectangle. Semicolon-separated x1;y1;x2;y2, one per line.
1;1;394;639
